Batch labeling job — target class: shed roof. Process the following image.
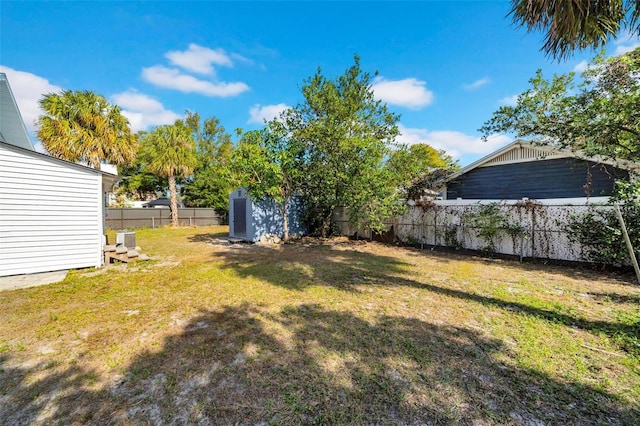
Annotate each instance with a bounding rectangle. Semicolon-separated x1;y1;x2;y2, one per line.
0;73;34;151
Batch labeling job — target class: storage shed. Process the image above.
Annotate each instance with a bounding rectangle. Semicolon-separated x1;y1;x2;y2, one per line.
0;73;118;277
441;140;636;201
229;188;306;242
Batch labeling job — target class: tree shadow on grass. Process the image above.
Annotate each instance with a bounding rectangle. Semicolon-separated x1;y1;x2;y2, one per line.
187;231;230;243
411;243;638;286
2;303;637;425
209;241;420;292
210;241;640;358
586;292;640;304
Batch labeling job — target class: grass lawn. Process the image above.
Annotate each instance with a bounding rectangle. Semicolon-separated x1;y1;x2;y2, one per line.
1;225;639;425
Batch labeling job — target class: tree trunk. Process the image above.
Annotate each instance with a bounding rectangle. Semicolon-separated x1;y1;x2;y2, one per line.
321;206;335;237
280;203;289;242
169;175;179;227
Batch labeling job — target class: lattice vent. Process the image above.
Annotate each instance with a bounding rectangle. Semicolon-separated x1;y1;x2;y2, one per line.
483;146;550;166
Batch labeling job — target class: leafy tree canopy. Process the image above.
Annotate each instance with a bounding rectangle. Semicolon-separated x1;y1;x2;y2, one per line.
114;130;170;201
387;143;459;200
480;47;640;164
115;159;169;201
180;111;236;214
509;0;640;59
283;55;403;236
233;120;303;241
37;90;137;169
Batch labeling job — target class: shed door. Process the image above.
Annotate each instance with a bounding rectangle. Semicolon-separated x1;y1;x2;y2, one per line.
233;198;247;236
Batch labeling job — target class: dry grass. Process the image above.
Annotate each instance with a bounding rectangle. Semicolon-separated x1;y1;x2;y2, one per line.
0;225;639;425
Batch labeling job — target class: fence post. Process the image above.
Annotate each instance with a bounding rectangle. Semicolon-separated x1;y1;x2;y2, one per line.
530;207;536;259
614;203;640;284
434;207;438;246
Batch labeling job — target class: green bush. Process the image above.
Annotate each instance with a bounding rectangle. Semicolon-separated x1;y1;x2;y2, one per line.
567;181;640;267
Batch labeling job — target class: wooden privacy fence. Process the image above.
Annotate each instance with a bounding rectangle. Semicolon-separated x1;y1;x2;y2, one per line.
333;201;617;263
106;208;226;230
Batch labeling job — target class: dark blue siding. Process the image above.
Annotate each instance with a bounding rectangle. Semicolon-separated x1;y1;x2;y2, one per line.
446;158;628;200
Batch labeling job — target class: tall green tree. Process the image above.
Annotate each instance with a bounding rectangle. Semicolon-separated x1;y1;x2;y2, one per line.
284;55;402;236
180;111;235;215
233;121;303;242
509;0;640;59
37;90;137;169
115;160;169;201
140;122;198;227
115;130;173;202
387;143;459;199
480;47;640;163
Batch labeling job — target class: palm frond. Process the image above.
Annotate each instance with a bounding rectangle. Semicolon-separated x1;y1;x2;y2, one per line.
36;90;136;168
509;0;636;60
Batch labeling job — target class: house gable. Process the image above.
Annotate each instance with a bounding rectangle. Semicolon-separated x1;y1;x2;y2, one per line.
0;73;34;151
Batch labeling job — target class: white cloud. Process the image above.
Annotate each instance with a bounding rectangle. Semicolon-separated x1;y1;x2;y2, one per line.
142;65;249;97
248;103;290;124
371;77;434;109
0;66;62;135
614;31;640;55
397;124;511;159
111;90;181;132
499;94;519;106
463;78;490;91
165;43;233;75
573;60;589;73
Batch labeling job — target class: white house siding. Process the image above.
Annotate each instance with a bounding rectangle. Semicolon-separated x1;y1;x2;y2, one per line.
0;144;104;276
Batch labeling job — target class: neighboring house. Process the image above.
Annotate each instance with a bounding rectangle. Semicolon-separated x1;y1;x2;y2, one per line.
440;140;637;201
142;197;184;209
229;188;306;242
0;73;118;277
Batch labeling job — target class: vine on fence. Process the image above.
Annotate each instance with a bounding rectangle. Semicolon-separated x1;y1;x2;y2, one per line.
464;203;525;254
443;225;463;249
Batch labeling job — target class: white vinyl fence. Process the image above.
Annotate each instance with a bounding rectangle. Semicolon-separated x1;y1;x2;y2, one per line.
334;199;616;263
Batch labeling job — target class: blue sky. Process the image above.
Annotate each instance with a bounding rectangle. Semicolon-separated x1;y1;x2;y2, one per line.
2;1;639;166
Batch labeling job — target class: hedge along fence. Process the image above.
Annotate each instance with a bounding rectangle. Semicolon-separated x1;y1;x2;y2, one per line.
106;208;226;230
333;200;619;263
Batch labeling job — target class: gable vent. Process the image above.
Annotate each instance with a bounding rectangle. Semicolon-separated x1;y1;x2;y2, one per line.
482;146;557;167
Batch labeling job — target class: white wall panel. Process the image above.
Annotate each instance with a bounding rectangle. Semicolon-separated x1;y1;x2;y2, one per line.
0;143;104;276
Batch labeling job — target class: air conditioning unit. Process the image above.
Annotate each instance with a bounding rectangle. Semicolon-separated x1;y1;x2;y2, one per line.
116;231;136;248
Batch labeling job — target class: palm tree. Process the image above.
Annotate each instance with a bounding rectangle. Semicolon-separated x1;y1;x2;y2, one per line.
510;0;640;59
37;90;137;169
141;122;197;227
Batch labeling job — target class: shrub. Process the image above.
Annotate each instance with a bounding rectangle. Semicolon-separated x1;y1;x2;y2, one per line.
567;180;640;267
